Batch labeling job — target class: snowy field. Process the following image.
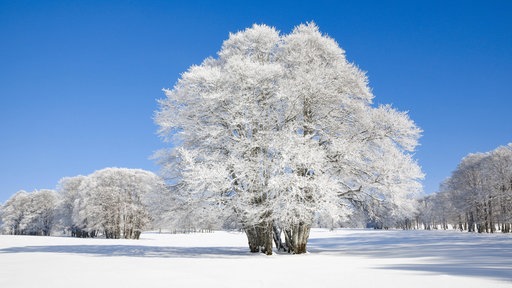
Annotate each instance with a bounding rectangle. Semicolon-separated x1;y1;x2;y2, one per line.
1;229;511;288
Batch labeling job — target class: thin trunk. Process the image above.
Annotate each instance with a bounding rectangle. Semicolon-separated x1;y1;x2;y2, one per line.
272;224;287;252
488;199;495;233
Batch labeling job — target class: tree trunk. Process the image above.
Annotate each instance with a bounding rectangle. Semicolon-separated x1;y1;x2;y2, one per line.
468;211;475;232
284;222;311;254
504;223;511;233
244;221;273;255
488;199;495;233
457;215;463;231
272;224;288;252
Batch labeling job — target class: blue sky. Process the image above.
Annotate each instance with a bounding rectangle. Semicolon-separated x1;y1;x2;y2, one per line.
1;0;511;203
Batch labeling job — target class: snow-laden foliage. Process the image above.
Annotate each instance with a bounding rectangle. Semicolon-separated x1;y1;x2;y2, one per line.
155;23;424;254
419;144;512;233
56;175;86;234
1;168;168;238
58;168;167;239
1;189;58;235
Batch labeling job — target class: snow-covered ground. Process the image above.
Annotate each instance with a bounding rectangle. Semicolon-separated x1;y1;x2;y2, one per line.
1;229;511;288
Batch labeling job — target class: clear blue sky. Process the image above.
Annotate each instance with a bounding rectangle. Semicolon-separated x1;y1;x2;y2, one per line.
1;0;511;203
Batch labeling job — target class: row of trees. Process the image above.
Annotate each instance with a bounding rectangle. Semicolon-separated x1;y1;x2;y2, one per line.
417;144;512;233
1;168;168;239
155;23;424;254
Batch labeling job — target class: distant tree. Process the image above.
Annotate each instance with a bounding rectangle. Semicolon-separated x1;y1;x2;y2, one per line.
155;23;423;254
26;190;59;235
56;175;86;234
1;191;30;235
416;189;453;230
1;189;58;235
486;145;512;232
422;144;512;233
72;168;166;239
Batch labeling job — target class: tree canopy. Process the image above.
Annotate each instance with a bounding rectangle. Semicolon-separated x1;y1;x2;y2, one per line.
155;23;423;254
1;168;167;239
418;144;512;233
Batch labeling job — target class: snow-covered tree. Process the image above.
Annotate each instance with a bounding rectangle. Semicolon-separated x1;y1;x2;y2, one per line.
56;175;86;234
70;168;166;239
486;144;512;232
1;168;167;238
416;187;454;230
423;144;512;233
155;23;423;254
1;189;58;235
26;189;59;235
1;191;30;235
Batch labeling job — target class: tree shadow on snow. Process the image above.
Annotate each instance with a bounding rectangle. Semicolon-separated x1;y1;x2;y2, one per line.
308;229;512;282
2;230;511;282
0;244;249;259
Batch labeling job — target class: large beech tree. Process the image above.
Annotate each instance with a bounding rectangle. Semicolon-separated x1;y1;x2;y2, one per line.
155;23;423;254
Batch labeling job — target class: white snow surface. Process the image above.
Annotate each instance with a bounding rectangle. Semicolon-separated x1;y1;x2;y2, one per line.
1;229;511;288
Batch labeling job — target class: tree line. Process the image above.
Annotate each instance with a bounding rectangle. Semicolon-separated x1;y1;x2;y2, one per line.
0;168;168;239
416;144;512;233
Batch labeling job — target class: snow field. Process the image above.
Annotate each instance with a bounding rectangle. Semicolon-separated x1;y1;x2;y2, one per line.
1;229;510;288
